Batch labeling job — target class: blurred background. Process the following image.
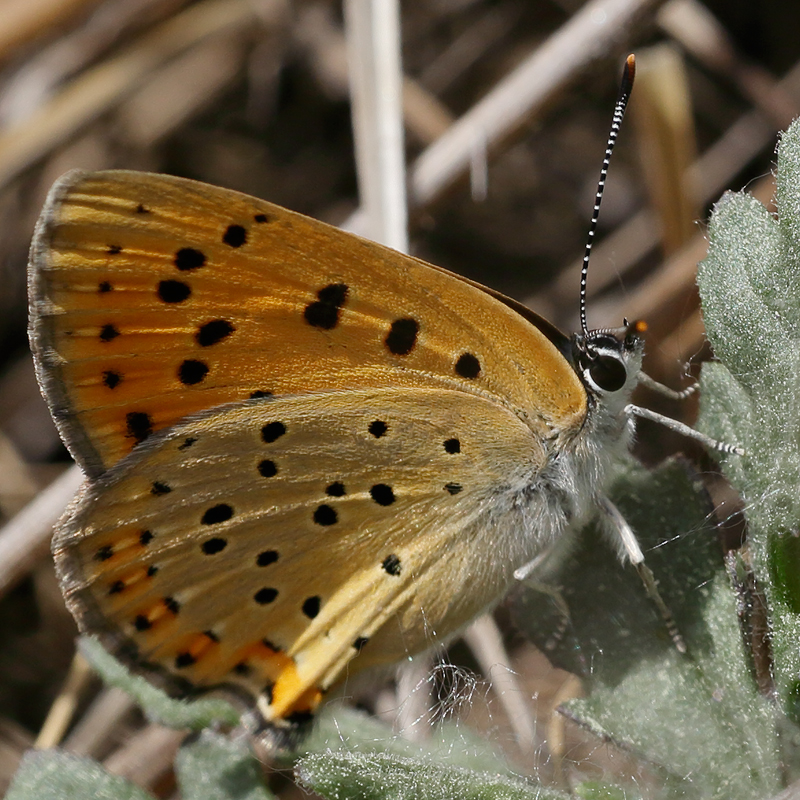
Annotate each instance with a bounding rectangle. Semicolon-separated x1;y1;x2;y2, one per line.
0;0;797;794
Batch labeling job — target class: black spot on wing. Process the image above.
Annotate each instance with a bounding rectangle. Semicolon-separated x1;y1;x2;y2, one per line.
255;587;278;605
201;537;227;555
178;359;208;385
455;353;481;379
382;554;401;576
262;421;286;442
158;280;191;303
256;550;278;567
369;420;388;438
175;248;206;271
196;319;234;346
99;324;119;342
304;283;348;329
201;504;233;525
223;224;247;247
385;318;419;355
102;370;121;388
126;412;152;443
302;596;321;619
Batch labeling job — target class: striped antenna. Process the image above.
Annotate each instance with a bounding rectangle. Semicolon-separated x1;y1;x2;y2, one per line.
579;54;636;336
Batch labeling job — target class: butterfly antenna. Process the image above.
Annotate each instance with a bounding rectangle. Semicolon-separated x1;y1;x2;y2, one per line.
580;54;636;336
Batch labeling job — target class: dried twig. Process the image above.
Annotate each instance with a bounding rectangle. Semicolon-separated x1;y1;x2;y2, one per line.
409;0;667;207
0;465;82;600
0;0;287;189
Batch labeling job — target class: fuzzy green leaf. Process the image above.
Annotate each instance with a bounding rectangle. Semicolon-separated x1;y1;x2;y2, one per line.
296;750;568;800
80;636;240;730
574;783;637;800
698;117;800;723
296;707;573;800
303;706;517;777
175;729;276;800
5;749;154;800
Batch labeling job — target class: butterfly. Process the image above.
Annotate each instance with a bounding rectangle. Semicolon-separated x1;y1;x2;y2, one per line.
28;60;739;746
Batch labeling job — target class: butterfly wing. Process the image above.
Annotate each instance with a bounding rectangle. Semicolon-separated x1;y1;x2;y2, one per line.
54;387;550;726
29;170;586;478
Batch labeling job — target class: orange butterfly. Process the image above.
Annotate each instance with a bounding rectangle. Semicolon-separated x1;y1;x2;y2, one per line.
29;60;738;745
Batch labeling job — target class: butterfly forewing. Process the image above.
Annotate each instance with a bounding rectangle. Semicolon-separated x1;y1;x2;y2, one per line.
54;388;549;723
30;170;585;477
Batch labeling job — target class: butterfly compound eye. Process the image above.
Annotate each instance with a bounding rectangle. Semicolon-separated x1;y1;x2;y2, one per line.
589;355;627;393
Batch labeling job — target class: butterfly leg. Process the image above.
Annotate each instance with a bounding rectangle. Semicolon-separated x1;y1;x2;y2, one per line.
597;496;686;654
517;579;574;653
625;404;744;455
513;550;552;583
514;545;577;653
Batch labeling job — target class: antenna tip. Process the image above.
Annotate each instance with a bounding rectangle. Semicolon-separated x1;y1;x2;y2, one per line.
620;53;636;94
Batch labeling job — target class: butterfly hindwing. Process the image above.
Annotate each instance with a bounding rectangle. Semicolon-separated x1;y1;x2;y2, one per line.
30;170;585;478
53;388;549;723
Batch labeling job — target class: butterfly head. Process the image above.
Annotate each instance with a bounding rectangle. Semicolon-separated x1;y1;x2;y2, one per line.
572;319;646;415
